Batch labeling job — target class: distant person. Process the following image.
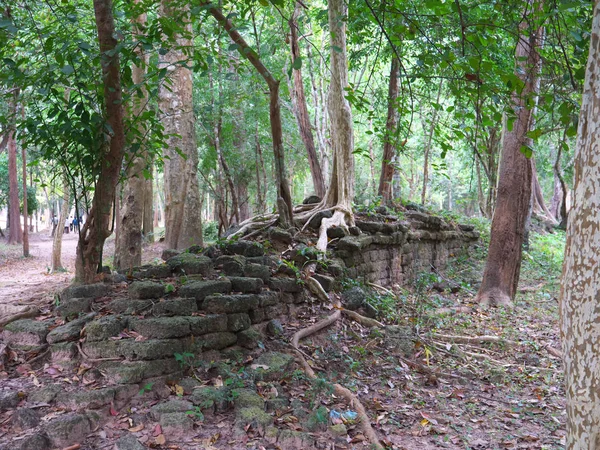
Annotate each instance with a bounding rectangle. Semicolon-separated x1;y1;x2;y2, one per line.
64;218;70;234
72;216;79;232
50;215;58;237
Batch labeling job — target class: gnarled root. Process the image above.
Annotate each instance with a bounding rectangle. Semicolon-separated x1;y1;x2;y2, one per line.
0;307;40;329
291;302;384;450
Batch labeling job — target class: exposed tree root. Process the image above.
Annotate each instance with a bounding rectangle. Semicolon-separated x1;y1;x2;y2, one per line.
304;276;330;303
342;310;385;328
0;307;40;329
77;342;122;362
433;334;518;346
290;301;383;450
226;218;277;241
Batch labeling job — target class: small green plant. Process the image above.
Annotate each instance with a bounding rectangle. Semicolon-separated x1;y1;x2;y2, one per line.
165;283;175;294
174;351;196;370
138;382;154;396
185;406;205;421
279;259;301;278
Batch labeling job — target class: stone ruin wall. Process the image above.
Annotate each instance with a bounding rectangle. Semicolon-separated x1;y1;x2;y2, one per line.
1;211;478;387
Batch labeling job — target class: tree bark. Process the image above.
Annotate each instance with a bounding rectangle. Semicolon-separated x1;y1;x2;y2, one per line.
51;179;69;273
21;144;28;257
204;4;294;227
289;3;325;199
378;56;399;205
475;0;541;306
7;89;21;245
75;0;127;283
143;173;154;242
159;1;203;250
561;5;600;446
114;4;148;270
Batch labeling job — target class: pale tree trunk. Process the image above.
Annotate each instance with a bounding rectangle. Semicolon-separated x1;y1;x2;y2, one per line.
114;4;149;270
420;80;443;206
476;0;542;306
159;1;203;249
204;4;293;227
51;179;69;272
7;89;21;245
561;5;600;447
21;145;29;257
76;0;127;283
237;182;250;222
378;56;400;205
143;174;154;242
289;3;325;198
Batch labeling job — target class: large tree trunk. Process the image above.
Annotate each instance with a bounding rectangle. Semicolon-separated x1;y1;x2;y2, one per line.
21;144;29;257
475;0;541;306
7;90;21;245
51;179;70;272
378;56;400;205
75;0;127;283
159;1;203;250
114;5;148;270
289;3;326;199
205;4;293;228
561;5;600;446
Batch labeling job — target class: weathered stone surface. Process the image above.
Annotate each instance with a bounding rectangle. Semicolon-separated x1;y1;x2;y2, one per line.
152;297;198;316
16;433;51;450
190;385;230;413
132;264;172;279
195;332;237;350
160;412;194;435
85;316;128;341
248;308;266;324
129;317;190;339
162;249;181;261
82;339;184;361
150;399;194;421
313;274;335;292
266;319;284;337
342;286;366;311
47;313;96;344
268;227;293;244
177;377;201;395
187;315;228;335
327;226;347;239
229;277;263;294
268;278;302;293
203;294;259;314
244;263;271;281
57;387;115;410
115;434;146;450
227;313;251;332
0;390;20;411
249;352;294;381
278;430;316;448
265;304;286;320
330;423;348;437
55;297;92;318
166;253;213;276
215;255;246;277
50;342;77;362
258;292;280;307
2;319;50;348
237;328;262;349
179;279;232;301
236;406;272;428
99;359;178;384
302;195;321;204
224;240;264;257
233;388;264;409
45;413;91;448
28;384;62;404
129;281;165;299
336;236;362;252
61;283;108;302
108;299;152;315
308;210;333;229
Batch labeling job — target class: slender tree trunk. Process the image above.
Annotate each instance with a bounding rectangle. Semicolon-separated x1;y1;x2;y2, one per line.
289;3;325;198
420;80;443;206
21;145;28;257
114;4;149;270
561;5;600;446
143;173;154;242
7;89;21;245
76;0;127;283
255;129;267;214
476;0;541;306
378;56;400;205
159;1;203;249
51;179;69;272
205;4;293;227
237;182;250;222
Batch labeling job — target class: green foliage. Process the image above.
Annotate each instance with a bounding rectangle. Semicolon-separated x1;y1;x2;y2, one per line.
174;351;196;370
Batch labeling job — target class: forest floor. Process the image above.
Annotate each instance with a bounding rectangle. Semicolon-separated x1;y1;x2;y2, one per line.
0;224;565;449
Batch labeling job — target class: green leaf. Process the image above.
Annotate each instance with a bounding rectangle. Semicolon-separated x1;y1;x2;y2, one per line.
292;56;302;70
519;145;533;158
61;65;74;76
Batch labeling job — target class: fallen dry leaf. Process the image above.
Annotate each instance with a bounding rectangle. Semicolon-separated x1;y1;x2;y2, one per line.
155;434;166;445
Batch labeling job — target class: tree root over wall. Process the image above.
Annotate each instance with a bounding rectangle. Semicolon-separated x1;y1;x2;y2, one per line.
290;296;384;450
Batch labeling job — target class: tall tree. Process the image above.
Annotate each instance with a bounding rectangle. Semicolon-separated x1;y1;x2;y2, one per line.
6;89;21;245
289;3;326;199
475;0;543;306
50;179;69;273
561;3;600;447
21;142;28;256
114;3;149;270
378;56;399;205
159;0;203;249
75;0;126;282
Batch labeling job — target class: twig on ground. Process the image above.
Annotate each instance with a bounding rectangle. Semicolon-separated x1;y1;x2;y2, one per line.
0;307;40;329
433;334;518;346
76;342;121;362
366;282;395;296
342;310;385;328
26;346;50;365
